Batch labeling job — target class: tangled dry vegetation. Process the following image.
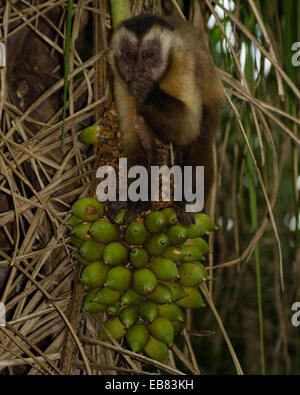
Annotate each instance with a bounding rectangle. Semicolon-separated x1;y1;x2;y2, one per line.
0;0;299;375
0;0;208;375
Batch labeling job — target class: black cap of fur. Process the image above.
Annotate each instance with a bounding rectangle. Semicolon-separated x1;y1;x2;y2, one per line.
121;14;173;39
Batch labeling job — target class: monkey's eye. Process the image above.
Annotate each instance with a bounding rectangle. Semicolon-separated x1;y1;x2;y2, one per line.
125;50;137;60
143;51;154;60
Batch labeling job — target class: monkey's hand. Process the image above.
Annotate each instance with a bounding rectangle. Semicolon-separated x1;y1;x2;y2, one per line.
107;201;151;223
107;201;128;222
128;77;155;104
174;202;196;227
124;201;152;221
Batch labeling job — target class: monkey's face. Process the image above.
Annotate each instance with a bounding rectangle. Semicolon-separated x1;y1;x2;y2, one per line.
111;21;173;102
120;39;162;83
119;39;164;102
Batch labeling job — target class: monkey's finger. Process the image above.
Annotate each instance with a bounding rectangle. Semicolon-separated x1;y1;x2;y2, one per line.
123;208;133;223
175;205;195;227
107;202;127;223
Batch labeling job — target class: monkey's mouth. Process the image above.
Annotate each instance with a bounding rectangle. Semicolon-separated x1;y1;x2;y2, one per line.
126;74;152;83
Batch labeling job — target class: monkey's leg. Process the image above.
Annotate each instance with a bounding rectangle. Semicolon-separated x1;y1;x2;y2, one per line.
173;137;213;226
175;103;220;225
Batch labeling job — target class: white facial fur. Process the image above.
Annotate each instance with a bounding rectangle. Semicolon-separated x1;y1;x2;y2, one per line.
110;24;174;81
142;25;173;80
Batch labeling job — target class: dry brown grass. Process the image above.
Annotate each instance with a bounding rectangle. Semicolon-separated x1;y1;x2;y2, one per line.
0;0;299;375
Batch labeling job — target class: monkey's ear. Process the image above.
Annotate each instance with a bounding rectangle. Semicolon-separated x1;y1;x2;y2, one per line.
160;0;185;17
161;0;173;16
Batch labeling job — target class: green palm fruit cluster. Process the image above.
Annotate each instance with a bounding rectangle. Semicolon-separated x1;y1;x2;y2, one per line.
68;198;217;363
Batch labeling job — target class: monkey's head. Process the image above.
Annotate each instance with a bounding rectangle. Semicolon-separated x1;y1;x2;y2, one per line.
110;15;174;100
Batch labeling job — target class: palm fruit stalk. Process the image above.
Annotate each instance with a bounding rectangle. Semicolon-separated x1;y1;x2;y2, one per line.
67;197;216;363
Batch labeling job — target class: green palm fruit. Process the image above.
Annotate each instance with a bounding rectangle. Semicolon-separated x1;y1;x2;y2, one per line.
145;234;169;256
119;307;139;328
73;253;91;265
125;222;147;245
186;219;206;238
72;222;91;241
93;287;121;305
195;213;217;232
78;125;101;144
90;219;118;243
120;289;144;306
144;335;169;363
133;268;157;295
67;215;83;227
138;300;159;322
158;303;184;322
83;288;106;313
113;208;127;225
102;242;128;266
106;302;125;316
145;211;166;233
149;257;178;281
161;281;186;301
79;240;105;262
171;320;185;334
162;246;186;262
176;287;205;308
98;317;126;341
126;324;149;353
178;262;209;287
105;266;132;291
161;207;178;226
167;225;187;245
183;237;210;255
149;316;174;345
71;197;104;221
81;261;109;288
129;248;149;268
182;245;204;262
149;283;172;304
68;235;83;248
113;209;135;225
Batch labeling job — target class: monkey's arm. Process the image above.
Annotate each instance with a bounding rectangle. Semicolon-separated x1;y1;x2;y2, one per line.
107;115;156;221
137;85;199;146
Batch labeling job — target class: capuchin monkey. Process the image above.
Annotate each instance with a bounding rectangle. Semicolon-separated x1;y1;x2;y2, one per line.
108;7;223;225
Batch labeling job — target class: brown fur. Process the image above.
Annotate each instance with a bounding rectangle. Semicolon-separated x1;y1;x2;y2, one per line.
109;14;223;224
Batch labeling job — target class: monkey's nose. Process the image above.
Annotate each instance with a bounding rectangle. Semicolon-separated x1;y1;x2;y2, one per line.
133;66;146;74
